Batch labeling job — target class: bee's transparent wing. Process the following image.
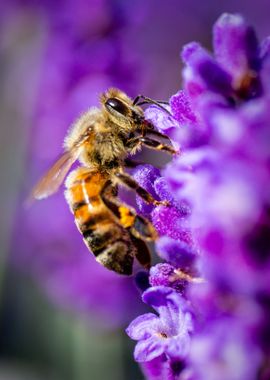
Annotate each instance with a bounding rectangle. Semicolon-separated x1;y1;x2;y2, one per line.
28;121;96;203
30;148;81;201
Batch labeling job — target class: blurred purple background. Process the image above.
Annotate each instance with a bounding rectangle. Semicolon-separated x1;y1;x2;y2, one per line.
0;0;270;379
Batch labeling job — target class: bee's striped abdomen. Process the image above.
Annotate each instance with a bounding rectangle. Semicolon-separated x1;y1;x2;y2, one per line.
65;167;135;274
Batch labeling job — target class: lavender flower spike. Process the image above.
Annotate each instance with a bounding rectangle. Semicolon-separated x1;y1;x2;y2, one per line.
126;286;193;363
128;12;270;380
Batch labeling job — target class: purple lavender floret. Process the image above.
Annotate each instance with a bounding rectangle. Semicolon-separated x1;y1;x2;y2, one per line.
128;12;270;379
133;163;194;246
213;13;261;89
133;164;162;215
126;286;193;364
188;319;262;380
149;264;186;293
156;236;197;270
149;264;176;288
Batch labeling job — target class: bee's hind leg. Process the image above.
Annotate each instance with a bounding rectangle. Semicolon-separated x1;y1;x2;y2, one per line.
100;180;157;241
131;235;151;270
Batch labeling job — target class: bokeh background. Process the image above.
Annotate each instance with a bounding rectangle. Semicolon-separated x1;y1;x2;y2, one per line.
0;1;270;379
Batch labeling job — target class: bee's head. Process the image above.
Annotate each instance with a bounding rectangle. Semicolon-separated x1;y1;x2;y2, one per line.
100;88;144;132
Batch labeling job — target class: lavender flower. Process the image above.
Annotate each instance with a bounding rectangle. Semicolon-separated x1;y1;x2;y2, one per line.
149;264;181;290
126;286;193;370
189;319;262;380
128;13;270;379
165;13;270;296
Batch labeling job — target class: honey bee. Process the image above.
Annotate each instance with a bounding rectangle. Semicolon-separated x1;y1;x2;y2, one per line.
32;88;176;275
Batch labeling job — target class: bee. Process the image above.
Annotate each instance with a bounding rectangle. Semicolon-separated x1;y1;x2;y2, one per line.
31;88;176;275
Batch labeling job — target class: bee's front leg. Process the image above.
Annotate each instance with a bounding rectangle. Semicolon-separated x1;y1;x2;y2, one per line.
124;158;145;168
126;135;177;156
140;137;177;155
113;172;169;207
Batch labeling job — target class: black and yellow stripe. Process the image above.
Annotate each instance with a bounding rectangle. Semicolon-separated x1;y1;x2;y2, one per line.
65;167;136;275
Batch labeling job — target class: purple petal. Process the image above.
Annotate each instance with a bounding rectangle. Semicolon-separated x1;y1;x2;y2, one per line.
189;321;262;380
154;176;173;203
152;205;193;243
158;300;192;336
144;105;181;150
133;164;161;215
142;286;173;308
170;90;197;124
213;13;260;82
260;36;270;61
149;264;176;287
154;176;189;211
142;286;188;321
261;36;270;93
156;236;197;269
134;337;165;362
170;117;210;149
144;105;179;133
126;313;160;340
182;42;232;96
165;334;191;359
141;356;173;380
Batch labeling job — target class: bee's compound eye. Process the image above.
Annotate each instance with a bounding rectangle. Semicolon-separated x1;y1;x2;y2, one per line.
105;98;128;116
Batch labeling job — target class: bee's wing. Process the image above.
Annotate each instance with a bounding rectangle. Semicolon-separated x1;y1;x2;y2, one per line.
27;115;98;204
30;148;81;201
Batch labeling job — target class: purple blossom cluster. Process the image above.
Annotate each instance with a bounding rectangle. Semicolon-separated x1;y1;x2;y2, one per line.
127;14;270;379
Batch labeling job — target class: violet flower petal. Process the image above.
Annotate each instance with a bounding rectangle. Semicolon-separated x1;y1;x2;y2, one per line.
133;164;161;215
182;42;233;97
126;313;160;340
156;236;197;269
213;13;260;83
134;337;165;362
